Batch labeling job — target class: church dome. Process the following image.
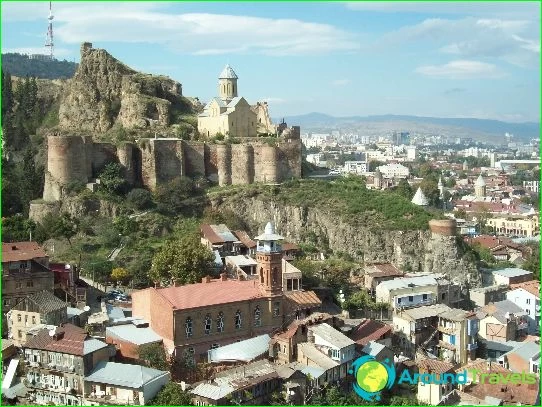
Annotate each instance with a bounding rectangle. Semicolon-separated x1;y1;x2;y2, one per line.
219;64;238;79
475;174;486;187
411;187;429;206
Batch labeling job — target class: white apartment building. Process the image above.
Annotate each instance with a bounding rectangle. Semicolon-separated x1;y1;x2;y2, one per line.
506;280;540;335
343;161;367;175
377;163;410;179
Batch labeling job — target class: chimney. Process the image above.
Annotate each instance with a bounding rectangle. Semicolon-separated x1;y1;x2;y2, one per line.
11;245;17;250
220;273;227;281
202;275;212;284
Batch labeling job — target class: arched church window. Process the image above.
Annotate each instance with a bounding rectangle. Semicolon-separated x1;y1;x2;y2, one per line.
260;268;264;284
272;267;279;284
216;312;224;333
254;306;262;327
204;314;212;335
235;310;242;329
185;317;193;338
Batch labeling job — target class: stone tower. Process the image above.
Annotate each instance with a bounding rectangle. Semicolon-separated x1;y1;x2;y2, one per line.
463;160;468;171
474;174;486;198
218;64;238;103
374;168;383;189
255;222;283;296
438;176;444;199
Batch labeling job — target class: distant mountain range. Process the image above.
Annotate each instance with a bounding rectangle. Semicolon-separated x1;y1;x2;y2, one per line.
277;112;540;142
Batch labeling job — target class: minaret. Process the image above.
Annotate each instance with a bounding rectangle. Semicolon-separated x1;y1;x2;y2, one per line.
374;168;383;189
474;174;486;198
438;176;445;209
462;160;468;172
254;222;283;296
218;64;238;103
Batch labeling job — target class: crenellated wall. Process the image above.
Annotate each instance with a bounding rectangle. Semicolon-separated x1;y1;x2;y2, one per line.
40;131;302;204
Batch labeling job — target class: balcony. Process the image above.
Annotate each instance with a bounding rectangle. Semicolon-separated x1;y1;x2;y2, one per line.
467;343;478;351
438;326;456;335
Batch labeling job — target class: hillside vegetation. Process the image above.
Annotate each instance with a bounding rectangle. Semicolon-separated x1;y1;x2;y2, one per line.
2;53;77;79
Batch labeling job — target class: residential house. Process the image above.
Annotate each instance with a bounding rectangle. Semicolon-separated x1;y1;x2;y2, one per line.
456;219;479;237
83;361;169;405
492;268;533;286
466;235;527;263
349;319;393;353
376;275;438;310
363;263;404;294
436;309;479;365
497;340;540;375
469;285;508;308
191;360;281;405
507;280;540;334
281;242;300;260
282;259;302;292
232;231;256;256
225;255;258;279
7;290;68;346
200;224;241;259
476;300;529;342
486;215;539;237
416;359;455;405
23;324;110;406
2;242;54;317
105;321;163;361
361;341;394;363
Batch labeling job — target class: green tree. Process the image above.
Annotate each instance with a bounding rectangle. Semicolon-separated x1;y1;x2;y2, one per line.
150;233;215;285
138;343;169;371
419;175;440;207
98;163;127;195
1;215;36;242
47;213;78;246
110;267;130;284
394;179;413;200
368;160;384;172
522;242;540;280
126;188;154;210
85;258;113;284
113;215;139;236
154;176;198;215
148;382;192;406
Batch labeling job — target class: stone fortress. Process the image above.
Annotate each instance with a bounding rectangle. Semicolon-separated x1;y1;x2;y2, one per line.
40;43;302;203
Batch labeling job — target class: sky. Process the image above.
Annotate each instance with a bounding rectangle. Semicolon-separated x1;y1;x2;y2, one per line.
1;1;540;122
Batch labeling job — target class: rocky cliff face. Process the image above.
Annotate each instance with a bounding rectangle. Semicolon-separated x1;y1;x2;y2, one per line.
211;196;480;287
58;42;192;133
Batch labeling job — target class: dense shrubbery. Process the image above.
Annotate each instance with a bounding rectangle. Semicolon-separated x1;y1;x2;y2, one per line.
2;53;77;79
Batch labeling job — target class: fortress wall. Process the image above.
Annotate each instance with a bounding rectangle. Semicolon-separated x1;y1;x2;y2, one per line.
116;143;136;185
277;139;302;180
152;139;184;185
216;144;232;186
429;219;457;237
256;145;279;184
139;140;158;190
92;143;119;177
231;144;254;185
204;144;219;183
183;141;206;178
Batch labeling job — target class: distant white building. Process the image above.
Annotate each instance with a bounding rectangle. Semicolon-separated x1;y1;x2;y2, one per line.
506;280;540;335
343;161;367;175
377;163;409;179
523;181;540;194
406;146;417;161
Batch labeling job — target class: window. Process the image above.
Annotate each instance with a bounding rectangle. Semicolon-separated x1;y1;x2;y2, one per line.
15;281;22;289
273;302;280;317
210;344;220;350
216;312;224;333
185;317;193;338
526;309;530;315
254;306;262;327
235;310;242;329
422;294;428;301
17;313;21;322
2;299;9;307
441;292;447;300
408;296;413;302
397;297;402;304
27;280;33;287
18;330;22;338
32;316;36;325
272;268;279;284
204;314;212;335
526;299;531;304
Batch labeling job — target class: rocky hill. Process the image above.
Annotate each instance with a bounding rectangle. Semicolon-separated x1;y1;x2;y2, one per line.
57;42;200;137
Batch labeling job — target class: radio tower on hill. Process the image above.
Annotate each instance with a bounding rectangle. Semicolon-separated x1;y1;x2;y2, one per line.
44;1;54;59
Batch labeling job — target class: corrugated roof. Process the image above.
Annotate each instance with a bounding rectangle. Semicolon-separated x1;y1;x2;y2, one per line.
297;343;339;370
208;334;270;363
478;300;527;323
106;324;163;346
362;341;389;358
153;279;264;310
501;341;540;363
210;224;239;243
300;365;326;379
191;382;234;400
201;224;224;244
225;255;257;267
2;242;47;263
25;324;106;356
233;231;256;248
285;290;322;309
83;338;109;355
351;319;392;346
14;291;67;315
310;323;355;348
398;303;452;321
377;275;438;291
492;268;532;278
509;280;540;297
85;361;169;388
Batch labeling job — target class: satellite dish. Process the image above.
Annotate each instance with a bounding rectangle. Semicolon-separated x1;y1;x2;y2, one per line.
48;329;56;337
83;306;91;312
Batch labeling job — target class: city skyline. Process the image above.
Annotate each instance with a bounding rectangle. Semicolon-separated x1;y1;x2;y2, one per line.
1;1;540;122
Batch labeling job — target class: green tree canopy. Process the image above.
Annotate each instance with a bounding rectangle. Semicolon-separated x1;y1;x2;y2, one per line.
98;163;127;195
138;343;169;371
148;382;192;406
126;188;154;210
150;233;215;286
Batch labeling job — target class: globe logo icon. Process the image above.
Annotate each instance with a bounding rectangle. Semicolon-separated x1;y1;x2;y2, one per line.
350;355;395;401
356;360;388;393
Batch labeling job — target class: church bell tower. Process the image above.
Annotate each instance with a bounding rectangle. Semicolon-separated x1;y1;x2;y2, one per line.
218;64;238;103
255;222;283;296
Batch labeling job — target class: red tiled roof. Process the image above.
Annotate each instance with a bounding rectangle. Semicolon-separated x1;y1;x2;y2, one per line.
2;241;47;263
154;279;265;310
275;321;300;340
282;242;300;251
350;319;392;346
233;231;256;248
417;359;454;374
25;324;87;356
365;263;403;277
200;224;224;244
510;280;540;297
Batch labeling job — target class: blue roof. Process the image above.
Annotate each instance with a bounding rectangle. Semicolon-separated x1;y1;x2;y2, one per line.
106;304;126;320
83;338;109;355
106;324;163;346
85;361;169;388
362;341;388;357
208;334;270;363
492;268;531;278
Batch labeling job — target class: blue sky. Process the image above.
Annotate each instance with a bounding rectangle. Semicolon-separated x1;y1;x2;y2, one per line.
2;1;540;122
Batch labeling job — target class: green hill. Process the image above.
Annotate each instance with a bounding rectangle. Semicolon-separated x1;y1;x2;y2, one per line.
2;53;77;79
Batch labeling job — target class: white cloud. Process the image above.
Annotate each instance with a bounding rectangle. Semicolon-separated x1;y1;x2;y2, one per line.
2;2;360;56
331;79;350;86
415;60;504;79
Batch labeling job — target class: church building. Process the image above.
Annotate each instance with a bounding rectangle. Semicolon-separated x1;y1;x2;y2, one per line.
131;222;318;364
197;65;258;138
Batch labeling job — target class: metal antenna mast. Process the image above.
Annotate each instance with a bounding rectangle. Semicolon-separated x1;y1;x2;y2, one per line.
45;1;54;59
